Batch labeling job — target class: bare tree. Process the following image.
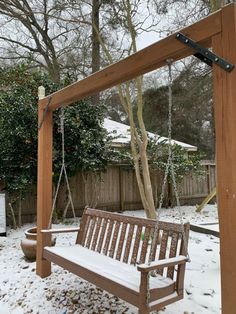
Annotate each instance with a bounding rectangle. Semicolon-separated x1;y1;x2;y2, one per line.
79;0;161;218
0;0;90;82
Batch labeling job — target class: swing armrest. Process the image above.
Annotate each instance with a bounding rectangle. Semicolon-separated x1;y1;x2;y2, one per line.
137;255;187;273
41;227;80;234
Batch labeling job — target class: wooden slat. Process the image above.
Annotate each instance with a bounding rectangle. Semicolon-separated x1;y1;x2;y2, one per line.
131;226;142;264
81;215;91;246
167;232;179;279
86;208;155;228
109;221;121;258
39;10;222;111
85;216;96;249
149;228;160;262
76;214;89;245
97;218;108;253
115;222;127;261
84;208;185;232
123;224;135;263
157;230;169;275
91;217;102;251
139;227;151;264
103;219;114;255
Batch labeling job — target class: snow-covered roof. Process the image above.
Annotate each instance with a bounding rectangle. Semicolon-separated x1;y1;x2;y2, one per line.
103;118;197;152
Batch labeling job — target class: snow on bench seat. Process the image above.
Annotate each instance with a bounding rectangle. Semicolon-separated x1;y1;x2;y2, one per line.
44;245;174;292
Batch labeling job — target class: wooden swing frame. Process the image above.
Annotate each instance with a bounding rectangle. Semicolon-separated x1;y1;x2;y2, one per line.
37;4;236;314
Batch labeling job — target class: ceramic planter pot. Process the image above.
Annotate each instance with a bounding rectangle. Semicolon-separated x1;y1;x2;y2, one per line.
21;227;56;261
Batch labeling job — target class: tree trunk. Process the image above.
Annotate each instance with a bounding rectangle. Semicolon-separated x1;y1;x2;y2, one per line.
8;202;17;229
90;0;157;219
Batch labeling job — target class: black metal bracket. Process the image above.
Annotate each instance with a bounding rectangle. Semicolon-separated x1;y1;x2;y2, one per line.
38;96;52;130
176;32;234;72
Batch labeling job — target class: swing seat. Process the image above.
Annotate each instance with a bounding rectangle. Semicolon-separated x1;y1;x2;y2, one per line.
41;208;190;313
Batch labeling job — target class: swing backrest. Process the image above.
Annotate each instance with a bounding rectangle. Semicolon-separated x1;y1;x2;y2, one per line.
76;208;189;279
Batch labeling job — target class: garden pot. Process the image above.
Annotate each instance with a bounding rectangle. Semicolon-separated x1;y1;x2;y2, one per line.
21;227;56;261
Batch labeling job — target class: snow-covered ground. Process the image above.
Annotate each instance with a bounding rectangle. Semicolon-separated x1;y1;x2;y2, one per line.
0;205;220;314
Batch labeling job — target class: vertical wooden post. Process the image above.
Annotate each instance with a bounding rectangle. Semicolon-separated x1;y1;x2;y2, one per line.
212;4;236;314
119;166;124;211
36;86;53;278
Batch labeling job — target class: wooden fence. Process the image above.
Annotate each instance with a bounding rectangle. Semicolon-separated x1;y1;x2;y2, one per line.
4;161;216;224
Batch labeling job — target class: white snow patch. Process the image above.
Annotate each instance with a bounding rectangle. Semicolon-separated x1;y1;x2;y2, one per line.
0;205;220;313
103;118;197;151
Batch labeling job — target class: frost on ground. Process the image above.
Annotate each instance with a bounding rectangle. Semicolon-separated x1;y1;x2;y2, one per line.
0;205;220;314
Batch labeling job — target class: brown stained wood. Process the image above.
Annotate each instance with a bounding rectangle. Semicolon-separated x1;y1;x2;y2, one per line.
39;10;222;111
139;227;151;264
103;219;114;255
43;207;190;312
85;216;96;249
176;263;186;297
212;5;236;313
137;255;187;272
157;231;169;276
85;208;185;232
139;272;149;313
97;218;108;253
41;227;80;234
36;107;53;278
86;208;155;227
116;222;127;261
43;248;139;307
149;228;160;262
131;226;142;265
76;212;89;244
91;217;102;251
109;221;121;258
167;232;179;279
80;215;91;246
123;224;135;263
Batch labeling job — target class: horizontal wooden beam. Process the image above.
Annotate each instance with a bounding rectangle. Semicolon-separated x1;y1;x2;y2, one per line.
40;8;222;111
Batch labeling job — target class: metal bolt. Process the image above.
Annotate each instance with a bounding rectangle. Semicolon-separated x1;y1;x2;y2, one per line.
215;57;219;62
205;51;208;55
185;39;189;43
176;33;180;38
226;64;230;69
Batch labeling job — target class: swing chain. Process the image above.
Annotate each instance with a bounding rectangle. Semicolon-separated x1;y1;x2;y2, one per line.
146;59;190;307
48;107;76;227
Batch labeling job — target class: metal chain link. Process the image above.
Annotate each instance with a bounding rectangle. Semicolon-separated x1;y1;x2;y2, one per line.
146;59;190;307
48;107;76;227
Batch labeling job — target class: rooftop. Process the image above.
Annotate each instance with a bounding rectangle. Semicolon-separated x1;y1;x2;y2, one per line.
103;118;197;152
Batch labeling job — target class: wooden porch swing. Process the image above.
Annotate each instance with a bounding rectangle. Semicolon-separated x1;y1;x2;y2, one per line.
37;4;236;314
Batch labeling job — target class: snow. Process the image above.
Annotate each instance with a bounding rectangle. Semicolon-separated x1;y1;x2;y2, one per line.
103;118;197;152
137;255;187;270
0;194;6;234
45;245;173;291
0;204;220;313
